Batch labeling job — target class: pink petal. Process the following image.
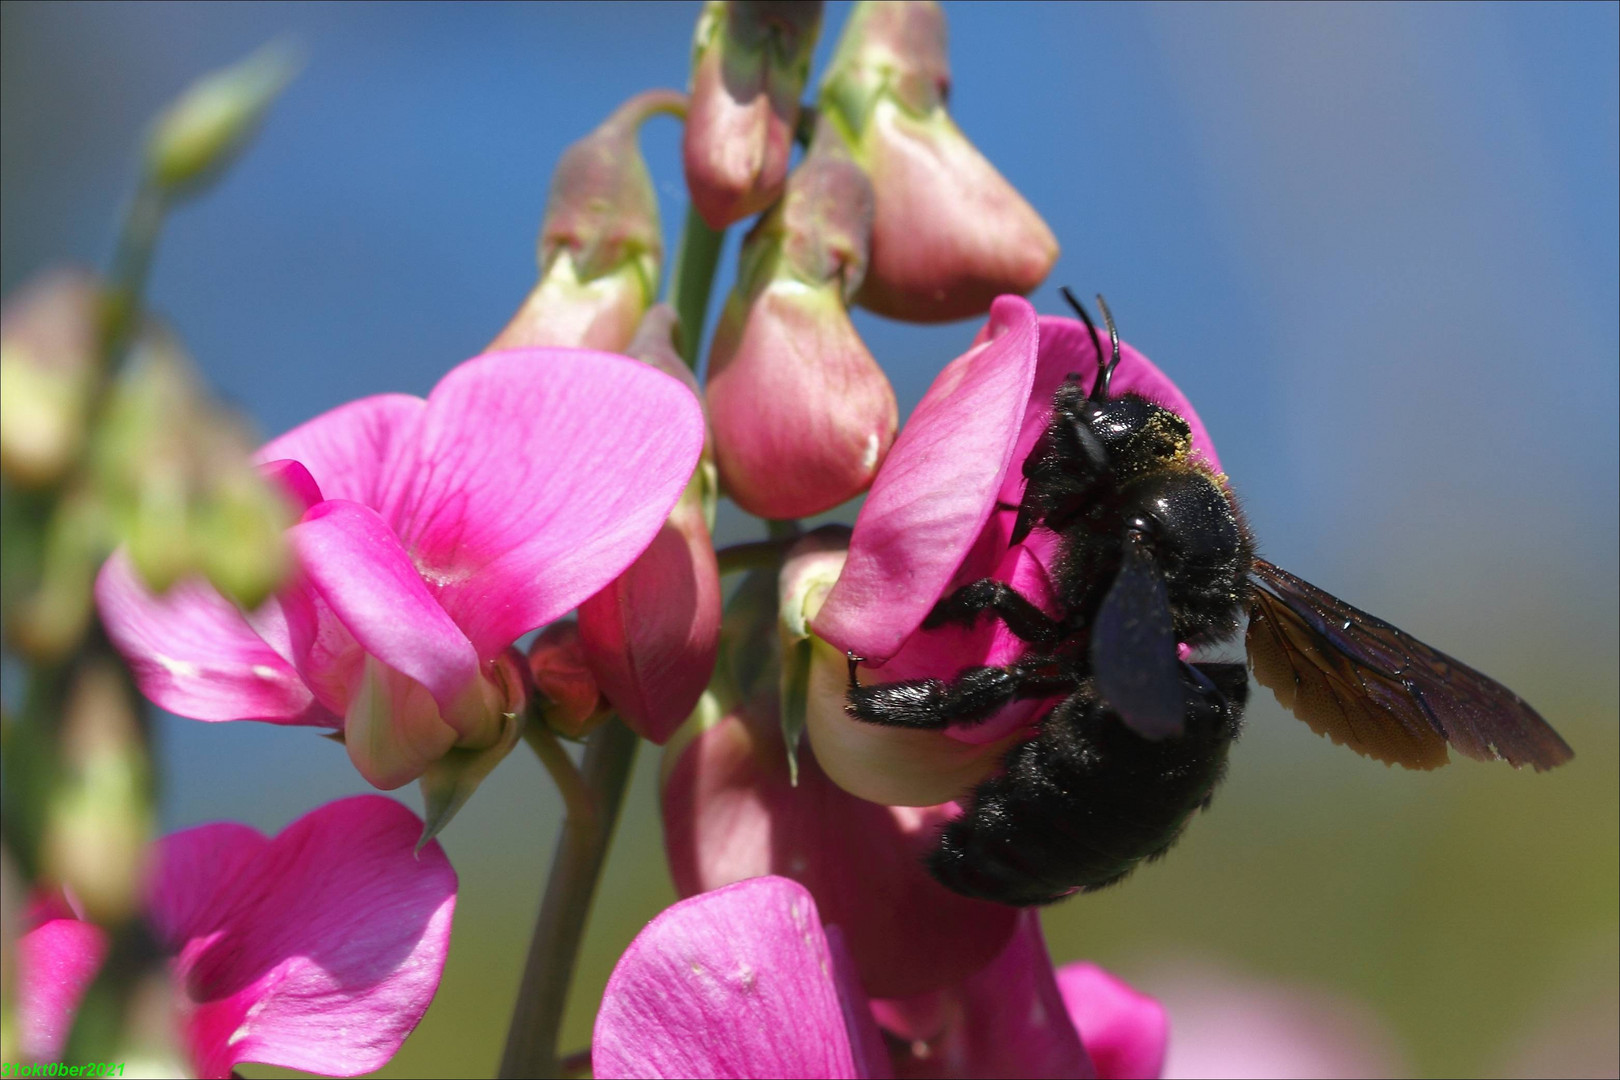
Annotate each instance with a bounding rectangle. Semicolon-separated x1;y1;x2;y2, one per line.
258;458;324;514
146;822;268;948
826;926;895;1080
877;911;1094;1080
95;550;327;725
14;918;109;1062
577;493;722;745
593;877;864;1079
813;296;1039;660
164;795;456;1079
287;499;481;720
1056;963;1168;1080
374;349;704;659
256;393;425;510
663;694;1018;998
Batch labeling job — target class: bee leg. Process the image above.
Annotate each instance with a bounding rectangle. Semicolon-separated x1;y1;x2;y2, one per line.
846;657;1077;730
922;579;1065;645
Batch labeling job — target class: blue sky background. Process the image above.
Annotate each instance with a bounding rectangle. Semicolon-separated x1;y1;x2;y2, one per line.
4;3;1616;1076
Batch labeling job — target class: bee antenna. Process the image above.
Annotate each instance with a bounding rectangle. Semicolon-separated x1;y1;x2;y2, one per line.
1060;286;1106;389
1091;293;1121;401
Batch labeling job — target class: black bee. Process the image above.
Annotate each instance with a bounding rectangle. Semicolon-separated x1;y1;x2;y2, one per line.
845;290;1573;907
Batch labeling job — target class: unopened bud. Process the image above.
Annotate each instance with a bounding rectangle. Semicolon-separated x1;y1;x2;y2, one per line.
705;129;897;519
491;91;684;352
146;42;296;196
41;658;154;925
684;0;824;228
93;325;292;609
0;269;100;488
820;1;1057;322
528;621;610;739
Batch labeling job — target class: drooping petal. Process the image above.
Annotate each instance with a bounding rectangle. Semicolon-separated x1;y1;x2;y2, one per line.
1055;963;1168;1080
287;499;482;722
814;296;1039;660
662;692;1018;998
256;393;424;510
877;910;1094;1080
375;349;704;659
95;550;326;724
577;491;721;745
161;795;456;1079
593;877;865;1080
14;918;109;1062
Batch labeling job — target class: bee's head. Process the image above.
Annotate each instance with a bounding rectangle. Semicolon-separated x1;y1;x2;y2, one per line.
1078;396;1193;479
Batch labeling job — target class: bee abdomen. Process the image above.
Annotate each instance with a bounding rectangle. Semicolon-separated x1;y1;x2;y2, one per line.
929;666;1247;906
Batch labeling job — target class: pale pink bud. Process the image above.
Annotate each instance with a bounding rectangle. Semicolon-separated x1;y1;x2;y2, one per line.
683;1;824;229
705;131;897;519
0;268;100;488
577;307;722;744
820;1;1058;322
489;90;685;353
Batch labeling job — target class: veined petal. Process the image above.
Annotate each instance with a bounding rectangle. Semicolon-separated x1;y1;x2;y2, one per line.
288;499;482;723
878;911;1094;1080
814;296;1038;661
164;796;456;1079
256;394;425;510
14;918;109;1062
375;349;704;659
95;550;325;725
1055;964;1168;1080
593;877;865;1079
146;822;267;948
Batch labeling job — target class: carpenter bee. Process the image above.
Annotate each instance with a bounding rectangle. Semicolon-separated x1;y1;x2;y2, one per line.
845;290;1573;907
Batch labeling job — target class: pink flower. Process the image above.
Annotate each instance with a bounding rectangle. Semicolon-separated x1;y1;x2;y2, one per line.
662;685;1018;999
97;348;704;789
593;876;1167;1080
13;796;456;1078
809;296;1220;805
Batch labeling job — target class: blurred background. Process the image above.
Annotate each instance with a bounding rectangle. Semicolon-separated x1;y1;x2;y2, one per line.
3;2;1615;1076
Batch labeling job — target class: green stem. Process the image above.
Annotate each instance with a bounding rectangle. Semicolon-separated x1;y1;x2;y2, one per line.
499;717;639;1079
715;537;795;575
100;180;170;373
667;203;726;370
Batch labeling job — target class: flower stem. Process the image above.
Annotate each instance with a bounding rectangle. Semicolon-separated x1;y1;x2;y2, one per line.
499;717;639;1079
667;203;725;370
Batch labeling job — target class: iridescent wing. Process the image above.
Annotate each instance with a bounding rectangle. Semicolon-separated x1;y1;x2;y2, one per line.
1246;559;1572;771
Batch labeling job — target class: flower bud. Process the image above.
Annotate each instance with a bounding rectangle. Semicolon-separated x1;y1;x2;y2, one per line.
577;307;722;745
40;657;154;925
418;649;527;845
705;128;897;519
0;269;100;488
527;620;610;739
92;325;292;609
489;90;684;353
820;1;1057;322
145;42;295;197
683;1;824;229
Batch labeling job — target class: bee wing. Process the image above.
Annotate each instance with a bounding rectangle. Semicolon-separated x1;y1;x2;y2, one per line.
1092;535;1185;739
1246;559;1572;771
